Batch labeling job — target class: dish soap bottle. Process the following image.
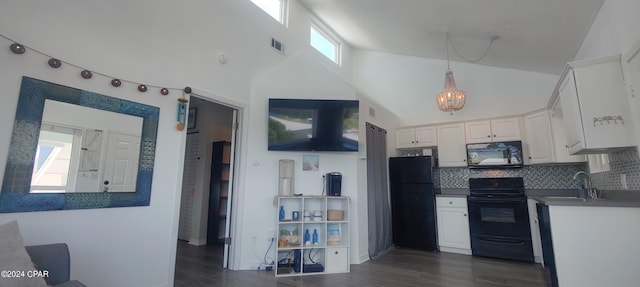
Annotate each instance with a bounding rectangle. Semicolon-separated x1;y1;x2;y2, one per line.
312;229;318;245
279;206;285;221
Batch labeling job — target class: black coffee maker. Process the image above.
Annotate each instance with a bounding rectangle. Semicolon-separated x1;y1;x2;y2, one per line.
325;172;342;196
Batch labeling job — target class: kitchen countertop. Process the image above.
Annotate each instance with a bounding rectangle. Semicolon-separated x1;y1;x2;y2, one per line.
437;188;577;197
533;189;640;208
436;188;468;197
438;188;640;208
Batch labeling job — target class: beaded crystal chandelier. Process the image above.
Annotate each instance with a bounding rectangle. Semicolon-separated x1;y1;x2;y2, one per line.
436;34;466;114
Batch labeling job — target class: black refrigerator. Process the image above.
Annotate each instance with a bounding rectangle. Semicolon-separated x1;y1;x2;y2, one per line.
388;156;438;252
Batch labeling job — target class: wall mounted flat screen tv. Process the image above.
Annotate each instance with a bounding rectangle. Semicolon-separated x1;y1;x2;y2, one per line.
268;99;359;152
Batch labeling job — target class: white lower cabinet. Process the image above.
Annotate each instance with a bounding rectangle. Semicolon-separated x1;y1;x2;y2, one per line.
545;205;640;286
436;197;471;254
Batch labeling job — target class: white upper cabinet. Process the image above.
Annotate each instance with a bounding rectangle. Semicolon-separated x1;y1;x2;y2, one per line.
557;55;634;154
549;97;586;163
395;126;437;149
437;123;467;167
465;117;521;143
524;108;586;164
524;110;555;164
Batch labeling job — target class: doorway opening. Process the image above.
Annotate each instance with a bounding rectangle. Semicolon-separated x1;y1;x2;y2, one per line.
175;95;239;281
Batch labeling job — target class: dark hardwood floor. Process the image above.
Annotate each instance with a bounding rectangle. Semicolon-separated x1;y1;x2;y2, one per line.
174;241;551;287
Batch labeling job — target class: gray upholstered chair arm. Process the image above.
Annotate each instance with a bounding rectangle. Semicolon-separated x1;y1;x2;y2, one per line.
25;243;71;285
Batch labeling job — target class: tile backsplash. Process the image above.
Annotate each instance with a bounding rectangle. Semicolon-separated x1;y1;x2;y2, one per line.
590;148;640;190
438;164;587;189
401;147;640;191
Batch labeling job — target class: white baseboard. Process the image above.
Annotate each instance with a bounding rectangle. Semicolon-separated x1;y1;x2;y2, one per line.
357;253;370;264
188;238;207;246
439;246;472;255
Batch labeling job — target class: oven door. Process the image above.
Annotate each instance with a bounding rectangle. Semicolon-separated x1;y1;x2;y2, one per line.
467;195;534;262
467;195;531;237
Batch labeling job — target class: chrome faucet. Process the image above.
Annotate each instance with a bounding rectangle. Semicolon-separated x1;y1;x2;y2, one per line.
573;171;598;199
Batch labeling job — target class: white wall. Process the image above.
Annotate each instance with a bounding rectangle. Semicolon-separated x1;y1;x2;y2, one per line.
352;50;560;126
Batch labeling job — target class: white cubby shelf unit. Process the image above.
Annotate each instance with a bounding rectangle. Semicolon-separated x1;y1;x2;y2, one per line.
274;195;350;277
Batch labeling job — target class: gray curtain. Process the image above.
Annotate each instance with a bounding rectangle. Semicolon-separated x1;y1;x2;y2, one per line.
366;123;393;259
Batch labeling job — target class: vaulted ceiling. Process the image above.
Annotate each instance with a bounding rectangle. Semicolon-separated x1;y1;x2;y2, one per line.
300;0;605;75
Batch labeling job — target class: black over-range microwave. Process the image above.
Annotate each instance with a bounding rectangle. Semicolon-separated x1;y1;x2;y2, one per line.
466;140;524;169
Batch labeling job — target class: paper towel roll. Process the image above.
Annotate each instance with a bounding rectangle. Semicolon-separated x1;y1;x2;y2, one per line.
279;178;292;196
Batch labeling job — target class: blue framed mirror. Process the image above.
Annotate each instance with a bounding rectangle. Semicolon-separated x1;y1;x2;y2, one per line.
0;77;159;212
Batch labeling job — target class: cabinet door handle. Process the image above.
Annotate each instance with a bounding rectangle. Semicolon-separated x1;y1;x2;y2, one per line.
493;134;497;138
487;135;491;138
334;251;339;255
463;213;467;217
449;201;453;205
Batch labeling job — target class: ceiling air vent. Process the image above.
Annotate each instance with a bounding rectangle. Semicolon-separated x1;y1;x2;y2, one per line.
271;37;284;54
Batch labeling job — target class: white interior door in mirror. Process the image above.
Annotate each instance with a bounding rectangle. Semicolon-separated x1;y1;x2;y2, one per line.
36;99;143;193
102;133;141;192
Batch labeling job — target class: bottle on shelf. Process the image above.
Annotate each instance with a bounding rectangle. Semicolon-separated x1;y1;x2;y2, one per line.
304;229;311;246
312;229;318;245
279;206;285;221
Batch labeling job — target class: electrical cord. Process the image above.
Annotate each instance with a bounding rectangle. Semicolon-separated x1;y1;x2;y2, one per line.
306;248;322;264
450;35;498;63
263;237;275;266
251;236;275;270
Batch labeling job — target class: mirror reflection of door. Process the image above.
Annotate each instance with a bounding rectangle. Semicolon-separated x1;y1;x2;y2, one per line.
31;99;144;193
102;132;141;192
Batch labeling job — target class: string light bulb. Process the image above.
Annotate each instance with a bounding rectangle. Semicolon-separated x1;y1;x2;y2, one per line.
48;58;62;68
81;70;93;79
10;43;25;54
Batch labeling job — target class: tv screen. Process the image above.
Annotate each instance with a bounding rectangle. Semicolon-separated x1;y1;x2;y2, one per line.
268;99;359;152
